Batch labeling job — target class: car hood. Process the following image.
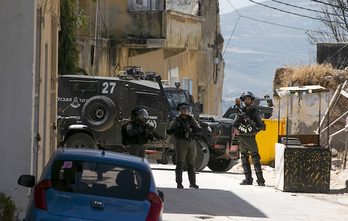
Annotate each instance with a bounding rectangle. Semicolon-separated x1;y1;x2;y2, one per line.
199;114;234;124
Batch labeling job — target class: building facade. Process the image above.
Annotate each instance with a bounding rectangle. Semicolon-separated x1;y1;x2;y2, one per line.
0;0;59;216
76;0;224;115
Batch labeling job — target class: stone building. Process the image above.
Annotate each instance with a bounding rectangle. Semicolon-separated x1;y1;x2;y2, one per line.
76;0;224;115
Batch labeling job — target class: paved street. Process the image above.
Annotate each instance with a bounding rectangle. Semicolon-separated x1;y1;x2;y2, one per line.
150;162;348;221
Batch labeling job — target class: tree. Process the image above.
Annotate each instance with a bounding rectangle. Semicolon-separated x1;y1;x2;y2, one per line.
306;0;348;45
58;0;88;75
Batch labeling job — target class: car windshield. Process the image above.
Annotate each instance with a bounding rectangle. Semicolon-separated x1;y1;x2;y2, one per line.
50;160;151;201
166;91;190;111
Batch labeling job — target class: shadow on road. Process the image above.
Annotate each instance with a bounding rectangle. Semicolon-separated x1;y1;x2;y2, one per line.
158;187;267;218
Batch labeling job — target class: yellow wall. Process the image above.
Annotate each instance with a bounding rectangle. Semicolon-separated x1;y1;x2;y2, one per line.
36;0;60;176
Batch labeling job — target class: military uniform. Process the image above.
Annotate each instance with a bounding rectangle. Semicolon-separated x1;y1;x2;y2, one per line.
233;92;265;186
167;113;201;189
126;109;153;158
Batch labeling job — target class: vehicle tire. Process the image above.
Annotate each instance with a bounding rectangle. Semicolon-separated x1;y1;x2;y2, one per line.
207;158;236;172
82;95;117;132
195;139;210;172
65;133;98;149
156;153;169;165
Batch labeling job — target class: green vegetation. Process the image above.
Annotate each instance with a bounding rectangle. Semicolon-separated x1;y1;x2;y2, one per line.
0;192;17;221
58;0;89;75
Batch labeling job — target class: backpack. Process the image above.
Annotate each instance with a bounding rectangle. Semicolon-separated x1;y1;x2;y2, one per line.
121;122;131;145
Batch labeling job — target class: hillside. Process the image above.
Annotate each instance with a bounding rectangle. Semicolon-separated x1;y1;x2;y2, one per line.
220;0;321;112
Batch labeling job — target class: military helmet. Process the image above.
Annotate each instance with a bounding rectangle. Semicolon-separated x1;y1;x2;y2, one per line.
131;108;149;118
177;102;192;114
240;91;255;102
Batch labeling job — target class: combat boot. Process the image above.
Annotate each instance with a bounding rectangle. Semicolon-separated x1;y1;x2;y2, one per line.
187;164;199;189
251;153;265;186
240;153;253;185
176;161;184;189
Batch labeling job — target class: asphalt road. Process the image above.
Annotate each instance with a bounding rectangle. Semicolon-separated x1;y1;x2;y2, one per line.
150;162;348;221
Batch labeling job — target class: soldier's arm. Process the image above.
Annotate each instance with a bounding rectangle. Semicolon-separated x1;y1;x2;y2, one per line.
126;122;144;137
167;118;181;135
253;109;264;131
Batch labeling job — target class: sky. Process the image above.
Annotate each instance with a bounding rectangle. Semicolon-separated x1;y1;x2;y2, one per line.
219;0;269;14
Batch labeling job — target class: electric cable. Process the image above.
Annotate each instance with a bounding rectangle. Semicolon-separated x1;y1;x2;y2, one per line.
310;0;348;10
270;0;339;16
248;0;346;25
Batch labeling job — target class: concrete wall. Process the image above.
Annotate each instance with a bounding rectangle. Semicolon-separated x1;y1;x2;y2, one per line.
197;0;224;115
0;0;59;216
166;0;199;15
0;0;35;214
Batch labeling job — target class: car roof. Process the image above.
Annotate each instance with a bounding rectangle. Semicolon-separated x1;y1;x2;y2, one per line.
52;148;151;171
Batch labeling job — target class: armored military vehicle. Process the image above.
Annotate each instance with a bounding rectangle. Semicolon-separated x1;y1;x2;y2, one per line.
57;68;237;171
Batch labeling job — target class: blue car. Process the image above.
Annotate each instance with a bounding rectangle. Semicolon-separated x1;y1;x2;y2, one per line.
18;148;164;221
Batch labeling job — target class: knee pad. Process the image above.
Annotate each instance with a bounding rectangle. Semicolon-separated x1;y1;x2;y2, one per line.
251;152;260;160
187;164;195;171
251;153;261;168
241;153;250;164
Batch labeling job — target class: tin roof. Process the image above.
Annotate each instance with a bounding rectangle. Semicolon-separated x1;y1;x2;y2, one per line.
279;85;329;93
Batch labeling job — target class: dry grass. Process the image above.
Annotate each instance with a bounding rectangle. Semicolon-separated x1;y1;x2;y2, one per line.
278;63;343;89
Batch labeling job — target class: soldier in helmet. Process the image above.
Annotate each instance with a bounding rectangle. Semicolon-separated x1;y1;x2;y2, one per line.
233;91;265;186
126;108;155;158
167;102;201;189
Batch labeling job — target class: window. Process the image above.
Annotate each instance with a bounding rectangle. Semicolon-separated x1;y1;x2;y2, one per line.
166;91;190;111
182;78;193;95
70;80;98;92
51;160;151;201
136;92;158;110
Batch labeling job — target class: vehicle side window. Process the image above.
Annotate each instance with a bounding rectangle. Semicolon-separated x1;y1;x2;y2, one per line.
135;92;158;110
51;160;151;200
70;80;98;92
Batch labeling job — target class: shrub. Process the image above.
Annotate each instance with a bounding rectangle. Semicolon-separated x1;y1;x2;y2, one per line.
0;192;17;221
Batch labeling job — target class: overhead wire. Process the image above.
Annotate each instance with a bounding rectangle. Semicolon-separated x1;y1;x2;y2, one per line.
270;0;339;16
248;0;346;25
222;0;348;57
310;0;348;10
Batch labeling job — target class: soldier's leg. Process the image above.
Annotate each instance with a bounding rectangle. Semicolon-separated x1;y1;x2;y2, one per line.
247;138;265;186
239;137;253;185
175;139;188;189
129;144;142;157
251;152;265;186
186;140;198;189
240;152;253;185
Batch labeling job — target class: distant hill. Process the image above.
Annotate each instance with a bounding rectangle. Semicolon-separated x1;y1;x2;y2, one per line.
220;0;321;113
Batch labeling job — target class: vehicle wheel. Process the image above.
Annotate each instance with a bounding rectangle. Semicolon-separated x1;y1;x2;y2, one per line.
156;153;169;165
195;140;210;172
207;158;236;172
82;96;117;132
65;133;98;149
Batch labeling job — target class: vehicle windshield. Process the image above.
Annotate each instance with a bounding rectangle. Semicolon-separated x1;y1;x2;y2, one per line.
166;91;190;112
50;160;151;201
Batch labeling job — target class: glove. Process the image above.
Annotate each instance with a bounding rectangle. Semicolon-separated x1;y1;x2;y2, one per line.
146;122;155;132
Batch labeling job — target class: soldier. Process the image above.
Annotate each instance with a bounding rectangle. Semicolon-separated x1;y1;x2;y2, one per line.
233;91;265;186
126;108;155;158
167;102;201;189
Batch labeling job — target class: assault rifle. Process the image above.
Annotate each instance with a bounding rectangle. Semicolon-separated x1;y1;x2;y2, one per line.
139;119;166;142
176;116;208;153
234;105;259;131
